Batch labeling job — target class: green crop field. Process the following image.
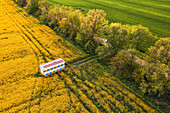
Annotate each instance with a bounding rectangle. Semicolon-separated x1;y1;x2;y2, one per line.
44;0;170;37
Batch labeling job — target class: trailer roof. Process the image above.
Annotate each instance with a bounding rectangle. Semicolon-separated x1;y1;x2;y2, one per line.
40;58;65;69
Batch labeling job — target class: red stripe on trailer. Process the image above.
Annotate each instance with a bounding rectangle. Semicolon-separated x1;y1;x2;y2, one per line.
43;60;64;68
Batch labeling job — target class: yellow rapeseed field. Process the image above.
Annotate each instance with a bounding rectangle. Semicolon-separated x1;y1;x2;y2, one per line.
0;0;159;112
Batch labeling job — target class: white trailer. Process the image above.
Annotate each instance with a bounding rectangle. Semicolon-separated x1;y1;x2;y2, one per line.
40;58;65;76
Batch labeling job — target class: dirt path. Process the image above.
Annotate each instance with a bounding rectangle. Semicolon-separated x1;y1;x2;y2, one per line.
66;55;99;70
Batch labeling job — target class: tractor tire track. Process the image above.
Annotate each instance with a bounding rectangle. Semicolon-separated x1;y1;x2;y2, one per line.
9;4;58;59
1;1;50;62
66;55;99;70
67;72;115;112
0;1;47;112
57;73;95;113
69;67;126;112
0;1;46;63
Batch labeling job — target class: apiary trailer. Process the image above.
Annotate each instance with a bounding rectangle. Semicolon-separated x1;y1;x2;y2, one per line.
40;58;65;76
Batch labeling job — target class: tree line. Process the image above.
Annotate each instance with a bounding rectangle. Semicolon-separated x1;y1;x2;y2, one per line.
15;0;158;53
14;0;169;100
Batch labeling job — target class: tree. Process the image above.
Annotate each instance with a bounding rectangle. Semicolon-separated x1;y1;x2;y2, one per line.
139;64;169;97
58;9;82;40
38;1;52;24
16;0;27;7
127;25;157;52
48;5;71;30
76;9;108;53
148;38;170;65
109;50;137;79
25;0;39;14
101;23;130;54
100;24;157;55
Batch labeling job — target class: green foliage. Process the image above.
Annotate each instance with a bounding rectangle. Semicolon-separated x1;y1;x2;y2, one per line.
127;25;157;52
101;23;157;54
76;9;108;53
48;5;72;28
75;32;85;45
95;46;108;55
139;64;169;97
25;0;39;14
79;9;108;38
109;49;169;98
148;38;170;65
59;10;82;40
109;50;139;80
101;23;130;54
38;1;52;24
15;0;27;6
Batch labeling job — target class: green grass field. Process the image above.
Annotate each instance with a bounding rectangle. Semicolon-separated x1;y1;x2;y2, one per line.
44;0;170;37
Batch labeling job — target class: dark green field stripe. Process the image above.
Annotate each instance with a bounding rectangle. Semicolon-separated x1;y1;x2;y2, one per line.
90;0;170;36
80;0;170;24
140;1;170;9
122;0;170;7
80;0;170;36
98;0;170;19
143;0;170;5
109;0;170;15
105;7;170;36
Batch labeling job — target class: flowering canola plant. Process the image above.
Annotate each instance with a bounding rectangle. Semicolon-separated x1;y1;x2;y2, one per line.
65;60;157;113
0;0;84;112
